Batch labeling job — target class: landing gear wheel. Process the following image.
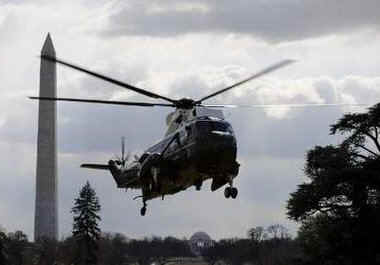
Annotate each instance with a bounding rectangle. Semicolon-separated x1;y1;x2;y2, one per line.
140;200;147;216
224;187;231;198
140;206;147;216
231;187;238;199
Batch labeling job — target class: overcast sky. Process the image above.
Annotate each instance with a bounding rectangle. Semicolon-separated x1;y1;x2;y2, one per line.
1;0;380;241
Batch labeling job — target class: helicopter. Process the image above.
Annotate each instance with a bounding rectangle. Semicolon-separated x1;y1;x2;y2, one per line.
31;55;295;216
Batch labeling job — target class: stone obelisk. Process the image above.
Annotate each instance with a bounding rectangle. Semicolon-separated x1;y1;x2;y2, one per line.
34;33;58;241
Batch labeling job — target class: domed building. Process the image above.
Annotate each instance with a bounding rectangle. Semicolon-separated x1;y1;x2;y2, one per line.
189;231;214;256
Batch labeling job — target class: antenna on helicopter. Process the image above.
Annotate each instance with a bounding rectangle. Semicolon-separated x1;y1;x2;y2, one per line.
121;136;125;167
115;136;129;167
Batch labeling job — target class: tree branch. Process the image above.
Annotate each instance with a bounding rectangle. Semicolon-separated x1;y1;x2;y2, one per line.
351;153;371;161
355;143;379;157
364;131;380;153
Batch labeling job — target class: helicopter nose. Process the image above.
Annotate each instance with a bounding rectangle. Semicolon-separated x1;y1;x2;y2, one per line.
209;131;236;150
195;130;237;167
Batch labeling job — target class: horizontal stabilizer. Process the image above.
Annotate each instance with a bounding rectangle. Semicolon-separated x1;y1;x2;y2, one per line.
81;164;110;170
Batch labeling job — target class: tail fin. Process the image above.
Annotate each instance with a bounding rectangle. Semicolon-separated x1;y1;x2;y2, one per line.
81;164;110;170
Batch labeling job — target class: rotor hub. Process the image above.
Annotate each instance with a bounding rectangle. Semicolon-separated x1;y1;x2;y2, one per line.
176;98;196;109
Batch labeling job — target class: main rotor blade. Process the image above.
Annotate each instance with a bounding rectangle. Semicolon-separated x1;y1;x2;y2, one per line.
29;96;175;107
195;60;295;104
201;103;367;108
81;164;110;170
41;55;177;104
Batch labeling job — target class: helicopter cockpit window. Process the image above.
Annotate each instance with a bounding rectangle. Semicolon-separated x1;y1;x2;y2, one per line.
212;122;234;134
213;123;228;131
196;121;234;134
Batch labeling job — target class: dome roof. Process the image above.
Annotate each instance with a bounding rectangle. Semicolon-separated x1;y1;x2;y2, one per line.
189;231;213;256
190;231;212;242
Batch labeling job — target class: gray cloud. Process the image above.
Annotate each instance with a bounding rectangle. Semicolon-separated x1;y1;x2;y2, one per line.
0;0;27;4
104;0;380;42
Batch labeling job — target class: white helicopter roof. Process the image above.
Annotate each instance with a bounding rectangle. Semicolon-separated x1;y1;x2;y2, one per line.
195;107;225;120
165;107;225;136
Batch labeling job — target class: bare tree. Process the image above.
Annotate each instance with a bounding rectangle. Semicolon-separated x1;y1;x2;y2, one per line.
247;226;265;243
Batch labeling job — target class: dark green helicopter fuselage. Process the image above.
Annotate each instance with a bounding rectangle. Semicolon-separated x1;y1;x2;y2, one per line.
111;116;239;201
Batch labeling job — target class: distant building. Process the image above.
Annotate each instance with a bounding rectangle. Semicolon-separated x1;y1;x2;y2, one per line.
189;232;214;256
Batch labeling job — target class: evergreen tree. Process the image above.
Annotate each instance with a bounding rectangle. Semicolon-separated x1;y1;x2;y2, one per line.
287;103;380;264
71;181;101;265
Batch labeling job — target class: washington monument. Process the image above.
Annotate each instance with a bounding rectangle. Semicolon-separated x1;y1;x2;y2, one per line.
34;33;58;240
